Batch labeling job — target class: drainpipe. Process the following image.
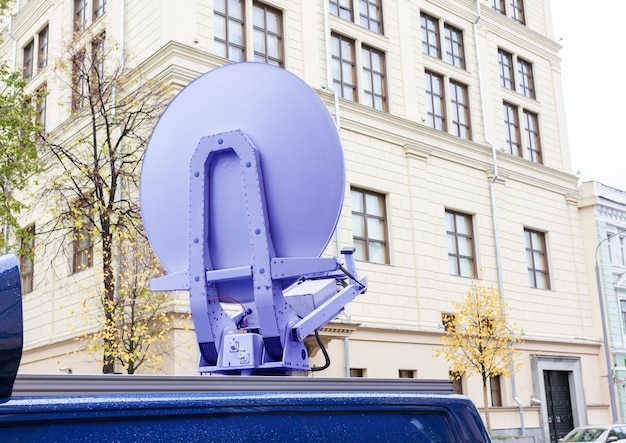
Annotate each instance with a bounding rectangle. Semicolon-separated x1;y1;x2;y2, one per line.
342;310;352;378
474;0;525;434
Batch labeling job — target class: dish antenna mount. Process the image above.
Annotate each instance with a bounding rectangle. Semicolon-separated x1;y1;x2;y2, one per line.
140;63;367;374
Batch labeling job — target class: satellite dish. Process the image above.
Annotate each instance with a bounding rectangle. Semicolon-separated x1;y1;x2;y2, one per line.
141;63;345;301
140;63;366;373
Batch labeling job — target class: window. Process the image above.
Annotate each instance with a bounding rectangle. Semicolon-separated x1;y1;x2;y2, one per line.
503;102;542;163
498;49;514;89
510;0;525;24
74;0;88;32
517;58;535;98
350;368;365;377
608;231;626;267
92;32;106;82
499;49;535;98
36;84;47;132
421;13;465;69
73;212;93;273
19;225;35;294
214;1;284;66
331;34;387;111
38;26;49;70
331;0;383;34
359;0;383;33
620;300;626;334
329;0;353;21
72;49;87;112
253;3;283;66
331;33;357;101
424;72;471;138
490;376;503;407
23;40;34;79
441;312;456;332
93;0;106;20
425;71;445;131
444;24;465;69
503;102;521;157
445;210;476;277
525;228;550;289
399;369;416;378
492;0;505;13
449;81;471;140
523;110;541;163
449;371;463;394
361;45;386;111
351;188;388;264
214;0;245;62
492;0;525;24
420;13;440;58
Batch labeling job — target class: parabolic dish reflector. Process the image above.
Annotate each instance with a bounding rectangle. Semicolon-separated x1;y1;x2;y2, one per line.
140;63;345;276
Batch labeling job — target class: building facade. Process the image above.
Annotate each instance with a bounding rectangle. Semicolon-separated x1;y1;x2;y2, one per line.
579;181;626;423
1;1;611;441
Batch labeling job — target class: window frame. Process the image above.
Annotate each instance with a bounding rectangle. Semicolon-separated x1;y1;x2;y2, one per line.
420;12;440;59
503;101;522;157
398;369;416;379
214;0;246;63
498;49;514;90
350;368;366;377
492;0;525;25
523;109;542;163
492;0;506;14
74;0;88;32
361;44;387;111
252;2;284;67
38;25;49;70
71;48;87;112
23;39;34;79
351;187;389;264
444;23;465;69
445;210;477;278
608;231;626;267
524;228;550;289
331;32;357;101
490;376;503;407
19;225;35;294
510;0;525;24
359;0;383;34
71;199;94;274
517;57;535;99
449;80;471;140
329;0;353;21
93;0;107;20
36;83;47;132
424;70;446;131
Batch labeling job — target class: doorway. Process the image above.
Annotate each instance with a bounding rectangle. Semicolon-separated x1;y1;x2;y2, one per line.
544;370;574;442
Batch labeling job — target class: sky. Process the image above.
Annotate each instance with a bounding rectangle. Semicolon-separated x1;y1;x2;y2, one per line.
549;0;626;191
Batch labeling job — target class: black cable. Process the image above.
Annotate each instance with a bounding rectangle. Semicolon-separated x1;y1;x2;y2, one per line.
309;329;330;372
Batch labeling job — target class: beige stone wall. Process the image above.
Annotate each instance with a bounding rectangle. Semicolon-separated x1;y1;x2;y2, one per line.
1;0;611;435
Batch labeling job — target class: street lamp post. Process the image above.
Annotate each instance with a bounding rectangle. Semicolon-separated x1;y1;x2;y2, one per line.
595;229;626;424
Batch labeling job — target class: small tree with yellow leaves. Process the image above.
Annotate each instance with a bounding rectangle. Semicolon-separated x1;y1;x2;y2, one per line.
434;279;523;434
76;228;190;374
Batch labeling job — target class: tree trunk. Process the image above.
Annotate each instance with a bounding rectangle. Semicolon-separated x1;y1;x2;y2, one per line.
102;227;115;374
482;378;492;434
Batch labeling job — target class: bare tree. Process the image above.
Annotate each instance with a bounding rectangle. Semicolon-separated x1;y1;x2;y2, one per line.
38;29;170;373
